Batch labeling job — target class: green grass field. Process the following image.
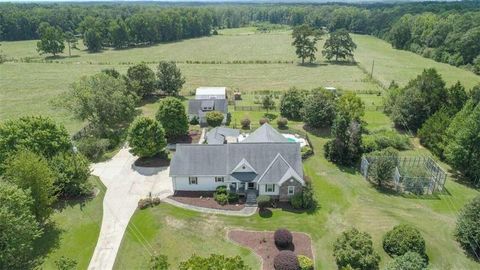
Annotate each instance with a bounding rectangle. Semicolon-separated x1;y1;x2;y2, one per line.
33;177;105;269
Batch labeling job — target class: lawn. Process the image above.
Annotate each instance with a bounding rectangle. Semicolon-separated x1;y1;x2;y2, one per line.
32;176;105;269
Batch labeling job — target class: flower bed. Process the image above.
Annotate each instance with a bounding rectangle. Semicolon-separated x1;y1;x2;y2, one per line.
169;191;245;211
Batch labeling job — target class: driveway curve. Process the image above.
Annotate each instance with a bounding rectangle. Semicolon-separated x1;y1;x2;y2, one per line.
88;146;173;270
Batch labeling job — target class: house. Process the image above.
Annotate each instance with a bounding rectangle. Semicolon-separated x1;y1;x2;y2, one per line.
195;87;227;100
206;127;240;144
170;125;305;202
188;98;228;126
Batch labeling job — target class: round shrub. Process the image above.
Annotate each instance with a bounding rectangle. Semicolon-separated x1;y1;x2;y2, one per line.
206;111;224;127
273;250;299;270
259;117;269;125
257;195;271;210
228;192;239;203
277;117;288;129
241;118;251;129
138;198;153;209
214;193;228;205
274;229;293;249
215;185;227;195
298;255;314;270
290;193;303;209
383;224;426;257
384;252;427;270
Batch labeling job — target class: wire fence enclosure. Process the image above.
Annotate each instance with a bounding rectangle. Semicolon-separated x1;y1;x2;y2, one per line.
360;155;447;195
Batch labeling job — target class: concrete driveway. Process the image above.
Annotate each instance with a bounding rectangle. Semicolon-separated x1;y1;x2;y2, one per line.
88;146;173;270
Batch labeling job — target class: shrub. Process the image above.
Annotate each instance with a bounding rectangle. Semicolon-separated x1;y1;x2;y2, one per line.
138;198;153;209
301;146;314;159
277;117;288;129
189;115;199;125
298;255;314;270
301;184;316;209
228;192;239;203
206;111;224;127
274;229;293;249
214;193;228;205
366;147;399;187
273;250;299;270
152;197;161;206
76;137;110;160
128;117;166;158
290;193;303;209
241;118;251;129
259;117;269;125
384;252;427;270
334;228;380;270
216;185;228;194
54;256;78;270
257;195;271;210
149;254;169;270
383;224;426;257
455;195;480;257
362;129;411;153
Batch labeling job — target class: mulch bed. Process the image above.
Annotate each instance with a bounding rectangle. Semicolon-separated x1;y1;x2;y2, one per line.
228;229;314;270
169;191;246;211
169;130;202;144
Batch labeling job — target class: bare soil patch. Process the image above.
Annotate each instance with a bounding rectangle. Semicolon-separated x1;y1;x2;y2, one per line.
228;229;313;270
170;191;246;211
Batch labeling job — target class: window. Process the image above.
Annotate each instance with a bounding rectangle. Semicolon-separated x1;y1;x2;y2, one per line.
265;184;275;193
215;177;224;183
189;177;198;185
287;186;295;195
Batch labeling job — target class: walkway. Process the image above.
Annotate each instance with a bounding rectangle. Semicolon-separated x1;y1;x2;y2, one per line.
163;197;257;216
88;147;173;270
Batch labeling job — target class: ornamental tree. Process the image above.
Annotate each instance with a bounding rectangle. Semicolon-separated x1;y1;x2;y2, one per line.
333;228;380;270
128;117;166;158
0;182;41;269
155;97;188;139
206;111;224;127
274;229;293;249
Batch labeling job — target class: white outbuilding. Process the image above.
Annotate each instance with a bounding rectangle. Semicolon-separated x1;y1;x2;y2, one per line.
195;87;227;100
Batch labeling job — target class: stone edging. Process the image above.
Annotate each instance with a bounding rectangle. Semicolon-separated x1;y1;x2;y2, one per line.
163;197;257;216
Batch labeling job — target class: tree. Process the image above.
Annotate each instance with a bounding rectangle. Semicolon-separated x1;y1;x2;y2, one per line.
178;254;250;270
49;151;92;198
126;63;156;99
60;73;136;135
280;87;306;120
446;81;468;113
261;94;275;112
302;88;336;128
0;116;71;169
455;195;480;257
64;31;78;57
367;147;399;187
55;257;78;270
383;224;426;257
384;252;427;270
36;22;65;56
102;68;121;78
128;117;166;158
292;24;321;64
83;28;102;52
149;254;169;270
3;150;56;223
386;68;447;131
155;97;189;139
333;228;380;270
324;114;363;166
109;19;129;49
322;29;357;61
417;109;451;158
337;92;365;122
0;182;41;269
156;61;185;96
206;111;224;127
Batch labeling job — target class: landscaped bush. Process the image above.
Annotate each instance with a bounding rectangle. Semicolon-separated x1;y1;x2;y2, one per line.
383;224;426;257
455;195;480;257
214;193;229;205
273;250;299;270
301;184;316;209
76;137;110;160
384;251;427;270
189;115;199;125
301;146;314;159
259;117;269;125
362;129;412;153
277;117;288;129
257;195;271;210
241;118;251;129
334;228;380;270
228;192;239;203
290;193;303;209
298;255;314;270
206;111;224;127
274;229;293;249
216;185;228;194
138;198;153;209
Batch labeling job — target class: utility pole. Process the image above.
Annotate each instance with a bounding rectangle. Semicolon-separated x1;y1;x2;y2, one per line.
370;59;375;79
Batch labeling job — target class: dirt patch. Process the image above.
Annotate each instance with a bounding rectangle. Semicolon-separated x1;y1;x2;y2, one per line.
169;191;246;211
228;229;314;270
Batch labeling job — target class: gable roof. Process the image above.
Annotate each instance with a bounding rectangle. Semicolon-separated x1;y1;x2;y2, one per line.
170;143;303;184
241;123;289;143
195;87;226;97
188;99;228;115
206;127;240;145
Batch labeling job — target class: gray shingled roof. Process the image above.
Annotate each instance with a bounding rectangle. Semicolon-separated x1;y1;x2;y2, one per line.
206;127;240;144
170;143;303;184
258;154;290;184
242;123;289;143
188;99;228;115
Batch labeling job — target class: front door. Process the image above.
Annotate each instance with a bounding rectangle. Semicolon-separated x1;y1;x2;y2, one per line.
247;182;255;190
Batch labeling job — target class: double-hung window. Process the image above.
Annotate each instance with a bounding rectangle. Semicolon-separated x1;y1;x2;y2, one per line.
265;184;275;193
287;186;295;195
215;177;224;183
189;177;198;185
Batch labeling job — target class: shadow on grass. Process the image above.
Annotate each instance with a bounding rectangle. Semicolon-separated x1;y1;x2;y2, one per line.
324;60;358;66
31;222;64;267
296;63;328;68
370;182;442;200
448;169;480;190
274;202;320;215
54;194;95;213
45;55;80;60
303;125;331;139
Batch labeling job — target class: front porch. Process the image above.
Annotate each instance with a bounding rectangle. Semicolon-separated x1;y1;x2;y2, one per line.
229;182;258;204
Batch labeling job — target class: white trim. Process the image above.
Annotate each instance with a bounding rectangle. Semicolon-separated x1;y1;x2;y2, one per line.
265;184;275;193
278;167;305;186
231;158;258;174
287;186;295;195
188;177;198;185
215;176;225;183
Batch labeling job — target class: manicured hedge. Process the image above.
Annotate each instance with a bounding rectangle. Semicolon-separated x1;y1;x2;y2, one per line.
274;229;293;249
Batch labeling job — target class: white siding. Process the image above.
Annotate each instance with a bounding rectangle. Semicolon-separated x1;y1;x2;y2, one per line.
258;184;280;196
173;176;228;191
